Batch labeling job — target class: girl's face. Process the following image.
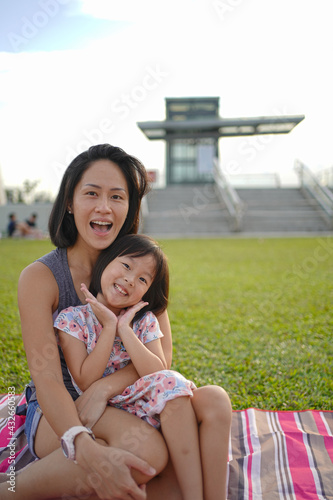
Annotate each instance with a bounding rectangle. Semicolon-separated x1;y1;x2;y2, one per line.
98;253;156;313
71;160;129;252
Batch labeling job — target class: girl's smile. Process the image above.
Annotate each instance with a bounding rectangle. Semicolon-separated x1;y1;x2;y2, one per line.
114;283;128;296
98;254;156;314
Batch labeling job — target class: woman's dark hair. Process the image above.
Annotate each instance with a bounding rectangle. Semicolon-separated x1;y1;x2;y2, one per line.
49;144;150;247
90;234;169;322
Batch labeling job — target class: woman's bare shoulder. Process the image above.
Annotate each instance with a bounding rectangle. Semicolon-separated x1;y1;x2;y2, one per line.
19;259;56;283
18;260;59;308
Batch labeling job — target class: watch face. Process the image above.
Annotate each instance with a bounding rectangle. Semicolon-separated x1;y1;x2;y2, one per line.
60;426;93;462
61;438;70;459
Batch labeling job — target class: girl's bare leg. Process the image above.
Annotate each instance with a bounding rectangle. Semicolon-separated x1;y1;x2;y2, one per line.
160;397;203;500
0;406;167;500
146;459;183;500
146;385;231;500
192;385;232;500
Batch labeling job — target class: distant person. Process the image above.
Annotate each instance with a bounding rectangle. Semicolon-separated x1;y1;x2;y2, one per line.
25;212;38;228
7;212;43;239
25;212;43;238
7;212;18;237
7;212;30;237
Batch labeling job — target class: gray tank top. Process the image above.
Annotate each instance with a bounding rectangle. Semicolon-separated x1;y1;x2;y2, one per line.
27;248;81;402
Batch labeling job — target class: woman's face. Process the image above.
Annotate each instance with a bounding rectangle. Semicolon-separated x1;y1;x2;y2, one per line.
71;160;129;252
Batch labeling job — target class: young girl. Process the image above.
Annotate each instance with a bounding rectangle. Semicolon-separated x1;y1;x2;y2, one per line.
54;234;215;500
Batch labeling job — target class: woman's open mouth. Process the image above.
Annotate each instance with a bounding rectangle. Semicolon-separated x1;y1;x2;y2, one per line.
90;221;113;233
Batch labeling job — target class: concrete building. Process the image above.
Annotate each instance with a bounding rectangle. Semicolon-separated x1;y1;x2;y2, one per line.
0;164;7;206
137;97;333;236
137;97;304;185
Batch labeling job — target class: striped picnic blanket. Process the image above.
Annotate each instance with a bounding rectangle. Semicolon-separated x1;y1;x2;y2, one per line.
228;408;333;499
1;394;333;499
0;393;35;473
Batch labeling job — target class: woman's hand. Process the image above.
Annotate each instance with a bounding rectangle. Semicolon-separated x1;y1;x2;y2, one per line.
75;433;155;500
81;283;117;329
75;381;109;428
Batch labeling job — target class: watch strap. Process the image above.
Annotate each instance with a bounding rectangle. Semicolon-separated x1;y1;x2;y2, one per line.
61;425;95;462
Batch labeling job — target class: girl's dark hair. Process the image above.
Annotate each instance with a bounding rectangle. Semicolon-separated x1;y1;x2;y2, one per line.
49;144;150;248
90;234;169;321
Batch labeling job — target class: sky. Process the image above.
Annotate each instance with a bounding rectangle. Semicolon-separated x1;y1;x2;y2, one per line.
0;0;332;198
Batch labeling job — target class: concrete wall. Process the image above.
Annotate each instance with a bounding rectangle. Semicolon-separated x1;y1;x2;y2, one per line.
0;203;53;237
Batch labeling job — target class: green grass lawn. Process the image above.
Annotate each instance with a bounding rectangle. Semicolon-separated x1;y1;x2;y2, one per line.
1;236;332;410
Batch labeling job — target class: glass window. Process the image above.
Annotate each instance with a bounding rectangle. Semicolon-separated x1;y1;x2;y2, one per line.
169;138;216;183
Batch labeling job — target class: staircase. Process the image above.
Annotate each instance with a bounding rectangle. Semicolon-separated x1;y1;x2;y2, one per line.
239;188;329;233
141;184;331;237
142;184;231;236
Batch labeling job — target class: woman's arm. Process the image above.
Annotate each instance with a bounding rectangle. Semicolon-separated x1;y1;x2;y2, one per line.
18;262;89;437
157;309;173;369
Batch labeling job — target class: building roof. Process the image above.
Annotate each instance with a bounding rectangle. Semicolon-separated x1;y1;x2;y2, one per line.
137;114;305;140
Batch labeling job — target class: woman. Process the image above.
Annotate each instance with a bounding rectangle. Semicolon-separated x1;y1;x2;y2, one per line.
0;144;231;500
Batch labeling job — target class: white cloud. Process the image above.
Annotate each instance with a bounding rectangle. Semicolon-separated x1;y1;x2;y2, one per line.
0;0;332;196
80;0;200;23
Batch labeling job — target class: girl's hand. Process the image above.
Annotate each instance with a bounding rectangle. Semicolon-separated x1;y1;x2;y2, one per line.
117;301;148;334
80;283;117;328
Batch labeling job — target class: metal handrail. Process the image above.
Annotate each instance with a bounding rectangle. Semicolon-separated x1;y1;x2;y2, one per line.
141;195;149;217
224;172;281;187
139;195;149;233
213;158;245;231
316;166;333;188
294;160;333;228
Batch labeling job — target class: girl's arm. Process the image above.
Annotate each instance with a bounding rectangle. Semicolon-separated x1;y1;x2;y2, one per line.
57;319;117;392
76;307;173;428
57;283;120;391
75;361;140;427
156;310;173;368
117;306;167;378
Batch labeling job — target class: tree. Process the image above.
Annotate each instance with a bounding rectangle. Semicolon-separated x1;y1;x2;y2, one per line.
5;179;53;204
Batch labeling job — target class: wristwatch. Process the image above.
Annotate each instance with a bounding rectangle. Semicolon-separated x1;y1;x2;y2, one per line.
60;426;95;462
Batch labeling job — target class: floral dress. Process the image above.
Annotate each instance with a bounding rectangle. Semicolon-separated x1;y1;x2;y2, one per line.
54;304;196;428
